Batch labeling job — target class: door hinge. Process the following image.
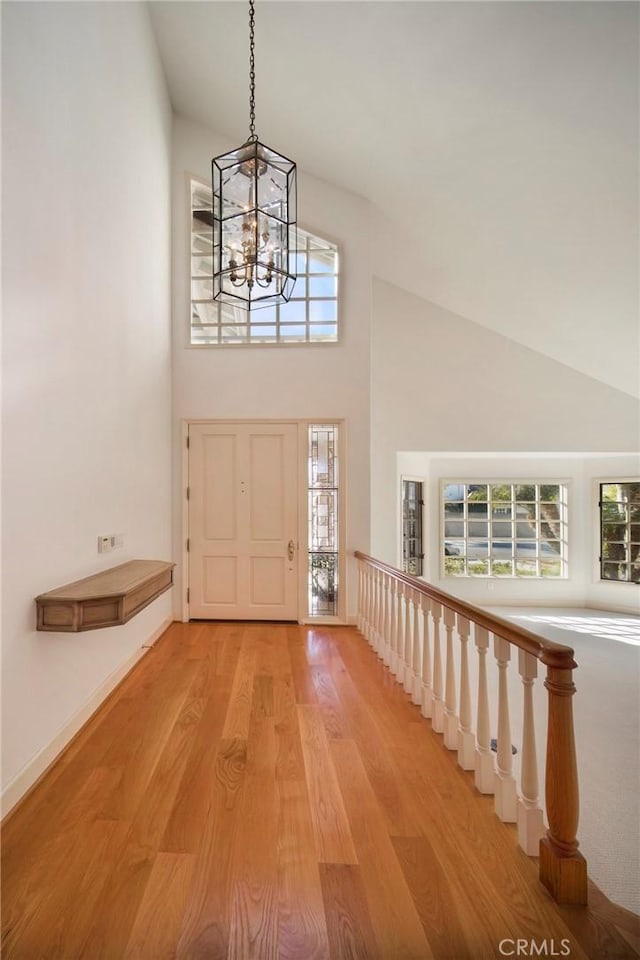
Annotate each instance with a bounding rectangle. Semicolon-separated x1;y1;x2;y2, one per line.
186;486;190;501
187;588;190;603
186;434;190;449
186;538;190;552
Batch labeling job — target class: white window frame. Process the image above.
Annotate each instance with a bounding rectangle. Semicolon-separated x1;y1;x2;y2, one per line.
400;476;425;577
188;175;340;347
440;479;569;579
593;476;640;586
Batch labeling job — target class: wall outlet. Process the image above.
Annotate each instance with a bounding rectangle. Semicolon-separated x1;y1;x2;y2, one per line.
98;535;113;554
98;534;124;553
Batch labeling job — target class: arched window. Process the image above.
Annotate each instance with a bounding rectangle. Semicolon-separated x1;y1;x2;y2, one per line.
190;178;339;345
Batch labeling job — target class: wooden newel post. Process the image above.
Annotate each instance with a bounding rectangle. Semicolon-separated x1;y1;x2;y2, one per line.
539;661;588;904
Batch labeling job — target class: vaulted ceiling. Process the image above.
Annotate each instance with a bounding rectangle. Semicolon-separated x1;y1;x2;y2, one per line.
149;1;639;397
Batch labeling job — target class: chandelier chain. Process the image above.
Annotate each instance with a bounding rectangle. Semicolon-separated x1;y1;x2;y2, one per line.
248;0;257;141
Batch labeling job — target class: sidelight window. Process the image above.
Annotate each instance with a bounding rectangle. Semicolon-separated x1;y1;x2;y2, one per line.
308;424;339;616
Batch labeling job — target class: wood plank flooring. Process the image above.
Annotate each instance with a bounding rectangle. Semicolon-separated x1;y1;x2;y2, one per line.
2;622;639;960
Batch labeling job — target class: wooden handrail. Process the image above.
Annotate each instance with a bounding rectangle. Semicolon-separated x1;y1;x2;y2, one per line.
354;551;575;669
355;551;588;905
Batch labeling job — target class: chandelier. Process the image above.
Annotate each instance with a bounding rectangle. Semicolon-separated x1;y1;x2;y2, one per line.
211;0;297;310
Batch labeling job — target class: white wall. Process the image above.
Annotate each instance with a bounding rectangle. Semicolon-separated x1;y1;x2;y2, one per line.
1;3;173;805
171;115;371;621
373;278;639;610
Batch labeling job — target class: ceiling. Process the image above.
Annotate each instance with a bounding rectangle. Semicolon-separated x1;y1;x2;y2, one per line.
148;1;639;396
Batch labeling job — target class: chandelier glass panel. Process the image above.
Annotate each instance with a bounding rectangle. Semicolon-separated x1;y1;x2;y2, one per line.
212;0;297;310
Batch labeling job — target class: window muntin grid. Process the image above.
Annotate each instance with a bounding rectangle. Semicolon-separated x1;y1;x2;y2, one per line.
402;480;423;576
441;482;568;578
600;481;640;584
190;179;338;345
308;425;339;616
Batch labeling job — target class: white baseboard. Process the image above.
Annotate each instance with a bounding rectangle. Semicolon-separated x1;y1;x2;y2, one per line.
1;617;174;819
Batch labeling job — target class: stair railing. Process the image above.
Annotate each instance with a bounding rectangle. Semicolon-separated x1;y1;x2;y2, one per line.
355;551;587;905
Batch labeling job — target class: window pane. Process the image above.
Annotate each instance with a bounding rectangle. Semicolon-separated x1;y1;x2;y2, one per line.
602;562;627;581
443;480;568;579
220;325;248;343
492;521;512;537
446;521;464;538
491;560;513;576
192;278;212;300
602;501;626;522
250;325;277;342
445;539;464;557
309;491;338;550
468;521;488;538
279;324;306;341
309;276;337;298
280;301;305;323
192;255;213;278
308;248;336;272
309;553;338;616
467;541;489;559
603;523;627;541
308;323;337;342
309;300;337;323
627;483;640;502
191;325;218;344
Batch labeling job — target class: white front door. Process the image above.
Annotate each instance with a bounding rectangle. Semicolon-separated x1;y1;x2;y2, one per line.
188;421;299;620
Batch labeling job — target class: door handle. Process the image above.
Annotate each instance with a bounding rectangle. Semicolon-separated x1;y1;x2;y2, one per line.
288;539;295;561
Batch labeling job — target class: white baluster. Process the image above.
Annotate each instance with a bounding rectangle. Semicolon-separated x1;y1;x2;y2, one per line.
376;570;386;658
431;602;444;733
443;607;458;750
364;567;376;650
474;625;495;794
494;635;518;822
457;615;475;770
372;569;381;655
420;596;433;719
517;649;545;854
403;588;414;694
382;573;391;666
394;581;404;681
368;568;376;649
389;579;398;675
357;561;364;633
411;589;422;704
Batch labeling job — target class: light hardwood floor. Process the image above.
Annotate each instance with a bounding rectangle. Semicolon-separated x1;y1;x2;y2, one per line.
2;622;639;959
